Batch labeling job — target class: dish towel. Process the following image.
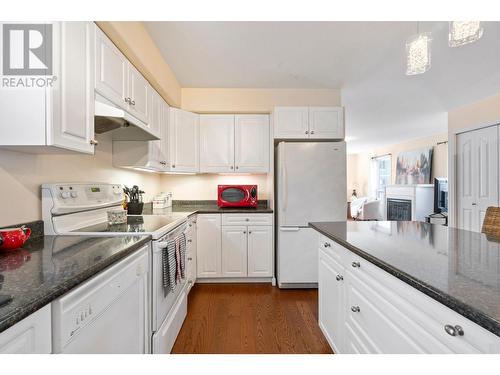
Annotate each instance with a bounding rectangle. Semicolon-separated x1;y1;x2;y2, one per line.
175;233;186;282
162;238;177;293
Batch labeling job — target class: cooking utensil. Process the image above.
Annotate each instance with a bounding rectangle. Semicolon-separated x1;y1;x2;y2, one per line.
0;226;31;251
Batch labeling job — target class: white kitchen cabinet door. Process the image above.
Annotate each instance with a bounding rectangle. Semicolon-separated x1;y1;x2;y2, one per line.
50;22;95;154
159;100;170;168
197;214;222;278
146;90;163;170
169;108;200;173
457;126;498;232
234;115;270;173
0;305;51;354
199;115;235;173
308;107;344;139
318;249;345;353
95;25;128;109
221;226;248;277
273;107;309;139
127;64;150;125
247;225;273;277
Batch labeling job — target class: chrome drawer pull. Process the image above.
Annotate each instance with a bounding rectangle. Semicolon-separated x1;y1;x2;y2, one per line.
336;275;343;281
351;261;361;268
444;324;464;337
351;306;360;313
324;242;331;248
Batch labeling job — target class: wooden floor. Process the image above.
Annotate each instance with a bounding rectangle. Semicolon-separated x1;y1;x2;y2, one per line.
171;283;333;354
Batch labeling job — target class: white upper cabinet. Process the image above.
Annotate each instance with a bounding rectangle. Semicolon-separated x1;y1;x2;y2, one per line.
308;107;344;139
169;108;199;173
199;114;270;174
199;115;235;173
0;22;95;154
234;115;270;173
95;26;127;109
273;106;309;138
273;106;344;140
127;64;149;124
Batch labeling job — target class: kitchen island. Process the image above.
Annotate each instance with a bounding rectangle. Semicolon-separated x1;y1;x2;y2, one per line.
309;220;500;354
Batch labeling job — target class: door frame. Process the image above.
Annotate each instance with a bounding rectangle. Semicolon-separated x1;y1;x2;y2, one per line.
449;121;500;228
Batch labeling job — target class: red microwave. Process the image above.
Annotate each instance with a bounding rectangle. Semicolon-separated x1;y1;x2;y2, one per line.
218;185;258;208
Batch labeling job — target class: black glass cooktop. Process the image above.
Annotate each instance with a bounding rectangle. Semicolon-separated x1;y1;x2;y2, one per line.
73;215;183;234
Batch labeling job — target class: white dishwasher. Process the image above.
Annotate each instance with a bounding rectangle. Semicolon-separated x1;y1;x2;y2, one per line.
52;245;150;354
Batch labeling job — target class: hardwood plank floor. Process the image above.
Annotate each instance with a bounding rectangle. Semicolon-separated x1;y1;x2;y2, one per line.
171;283;333;354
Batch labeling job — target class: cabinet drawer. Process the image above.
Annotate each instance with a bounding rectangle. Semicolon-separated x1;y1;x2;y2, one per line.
318;235;349;264
345;250;500;353
222;213;272;226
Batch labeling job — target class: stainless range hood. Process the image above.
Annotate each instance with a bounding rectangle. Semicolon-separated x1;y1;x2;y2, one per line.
94;94;159;141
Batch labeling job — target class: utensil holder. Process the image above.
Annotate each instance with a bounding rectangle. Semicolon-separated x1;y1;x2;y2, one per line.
127;202;144;215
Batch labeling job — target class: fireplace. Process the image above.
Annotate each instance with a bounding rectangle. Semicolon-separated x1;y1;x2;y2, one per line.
387;198;412;221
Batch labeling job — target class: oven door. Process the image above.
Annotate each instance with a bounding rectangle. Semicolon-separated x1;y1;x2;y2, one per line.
151;232;187;332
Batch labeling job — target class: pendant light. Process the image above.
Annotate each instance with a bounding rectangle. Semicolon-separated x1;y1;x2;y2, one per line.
406;22;432;75
449;21;484;47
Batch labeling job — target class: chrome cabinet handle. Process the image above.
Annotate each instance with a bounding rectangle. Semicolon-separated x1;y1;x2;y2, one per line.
248;231;252;234
160;161;166;166
245;218;249;221
336;275;343;281
310;130;315;134
444;325;464;337
124;97;130;103
472;203;477;206
188;257;193;261
351;261;361;268
90;139;98;146
187;239;192;243
230;166;234;170
172;165;176;168
324;242;331;248
243;231;247;234
351;306;360;313
305;130;309;134
236;166;239;170
130;100;135;105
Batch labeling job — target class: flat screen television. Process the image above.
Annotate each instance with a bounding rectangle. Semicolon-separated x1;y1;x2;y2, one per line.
434;177;448;213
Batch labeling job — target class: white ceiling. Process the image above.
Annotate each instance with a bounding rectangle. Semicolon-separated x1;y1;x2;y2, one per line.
144;21;500;153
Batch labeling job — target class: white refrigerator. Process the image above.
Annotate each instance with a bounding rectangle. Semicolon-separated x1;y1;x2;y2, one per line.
276;141;346;288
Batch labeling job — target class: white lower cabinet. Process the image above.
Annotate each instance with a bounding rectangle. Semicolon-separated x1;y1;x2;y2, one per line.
317;234;500;354
247;225;273;277
0;305;52;354
197;214;273;280
196;214;222;278
222;226;248;277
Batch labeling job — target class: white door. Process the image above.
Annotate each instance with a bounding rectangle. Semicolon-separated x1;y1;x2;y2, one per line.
127;64;150;124
234;115;270;173
278;142;347;226
457;126;498;232
51;22;95;154
247;225;272;277
277;227;319;285
308;107;344;139
95;26;128;109
318;249;344;353
147;90;163;170
160;101;170;168
196;214;222;278
199;115;235;173
273;107;309;139
170;108;200;173
221;226;248;277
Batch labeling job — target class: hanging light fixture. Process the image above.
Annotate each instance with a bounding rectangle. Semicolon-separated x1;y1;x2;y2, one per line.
449;21;484;47
406;22;432;76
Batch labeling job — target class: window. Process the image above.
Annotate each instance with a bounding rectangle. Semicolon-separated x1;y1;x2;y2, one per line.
371;155;391;200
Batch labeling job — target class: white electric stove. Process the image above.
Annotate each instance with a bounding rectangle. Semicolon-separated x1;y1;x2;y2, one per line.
41;182;190;354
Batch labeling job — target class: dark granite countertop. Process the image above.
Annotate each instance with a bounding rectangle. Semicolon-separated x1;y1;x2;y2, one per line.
0;234;151;333
309;221;500;337
142;200;273;215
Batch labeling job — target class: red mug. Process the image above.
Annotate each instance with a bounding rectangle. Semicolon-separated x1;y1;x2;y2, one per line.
0;226;32;251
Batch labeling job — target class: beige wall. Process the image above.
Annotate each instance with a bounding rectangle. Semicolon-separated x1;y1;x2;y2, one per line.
448;93;500;134
160;174;269;201
96;22;182;107
0;133;162;227
347;133;448;198
181;88;341;113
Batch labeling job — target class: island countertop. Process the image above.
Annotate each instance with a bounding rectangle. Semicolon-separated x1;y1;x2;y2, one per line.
309;221;500;337
0;234;151;334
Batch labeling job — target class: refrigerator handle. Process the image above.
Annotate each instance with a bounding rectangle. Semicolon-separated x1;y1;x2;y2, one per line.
281;143;287;213
279;227;300;232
